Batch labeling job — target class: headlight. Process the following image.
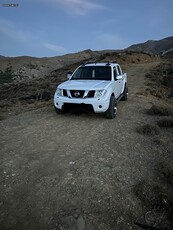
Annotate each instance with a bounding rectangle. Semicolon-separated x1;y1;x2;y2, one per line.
94;90;107;98
56;88;63;96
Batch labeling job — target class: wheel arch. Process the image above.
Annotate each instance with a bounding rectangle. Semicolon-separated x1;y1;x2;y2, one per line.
121;81;127;94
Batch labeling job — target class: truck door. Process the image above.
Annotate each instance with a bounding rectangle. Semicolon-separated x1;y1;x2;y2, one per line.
113;66;123;98
117;65;124;94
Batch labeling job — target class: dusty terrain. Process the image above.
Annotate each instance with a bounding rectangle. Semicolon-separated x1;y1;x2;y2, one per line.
0;61;173;230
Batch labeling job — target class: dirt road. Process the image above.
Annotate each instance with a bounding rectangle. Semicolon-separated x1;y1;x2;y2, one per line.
0;63;173;230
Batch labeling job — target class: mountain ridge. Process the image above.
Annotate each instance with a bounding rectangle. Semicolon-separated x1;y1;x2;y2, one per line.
126;36;173;57
0;36;172;83
1;36;173;59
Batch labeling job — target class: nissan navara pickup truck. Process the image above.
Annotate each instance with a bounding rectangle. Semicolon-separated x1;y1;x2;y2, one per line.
54;62;128;119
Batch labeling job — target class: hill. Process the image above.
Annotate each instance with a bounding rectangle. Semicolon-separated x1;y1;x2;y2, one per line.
0;49;100;83
0;36;172;84
0;49;161;84
126;36;173;58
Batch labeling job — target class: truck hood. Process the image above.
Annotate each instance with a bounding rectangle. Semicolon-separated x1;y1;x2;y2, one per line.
58;80;111;91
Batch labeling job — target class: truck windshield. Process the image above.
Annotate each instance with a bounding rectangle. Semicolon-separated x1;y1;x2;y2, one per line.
71;66;111;80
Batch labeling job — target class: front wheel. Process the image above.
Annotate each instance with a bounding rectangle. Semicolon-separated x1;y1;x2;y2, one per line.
105;96;117;119
54;106;64;114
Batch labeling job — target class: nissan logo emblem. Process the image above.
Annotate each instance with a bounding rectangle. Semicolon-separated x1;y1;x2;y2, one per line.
74;91;80;97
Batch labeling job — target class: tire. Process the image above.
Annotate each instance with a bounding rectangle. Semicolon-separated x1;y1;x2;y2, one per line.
122;85;128;101
105;96;117;119
54;106;64;114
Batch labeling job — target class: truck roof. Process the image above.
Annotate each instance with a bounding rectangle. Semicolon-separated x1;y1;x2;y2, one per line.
82;62;118;67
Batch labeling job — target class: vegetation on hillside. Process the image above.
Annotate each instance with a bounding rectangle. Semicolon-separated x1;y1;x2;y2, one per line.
0;66;14;84
145;62;173;99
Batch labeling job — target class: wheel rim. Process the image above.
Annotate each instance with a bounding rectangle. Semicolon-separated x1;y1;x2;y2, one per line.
114;106;117;115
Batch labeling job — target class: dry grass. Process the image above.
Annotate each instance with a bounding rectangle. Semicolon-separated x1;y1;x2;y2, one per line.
150;89;169;98
133;162;173;229
0;115;6;120
136;124;160;135
136;90;149;96
159;162;173;186
145;62;173;100
157;118;173;128
148;105;173;116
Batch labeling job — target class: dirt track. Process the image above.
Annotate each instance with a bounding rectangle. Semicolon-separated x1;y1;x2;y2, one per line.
0;63;173;230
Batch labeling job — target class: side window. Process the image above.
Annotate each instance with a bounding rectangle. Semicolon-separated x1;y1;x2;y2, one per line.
113;68;117;80
117;65;122;75
113;67;120;80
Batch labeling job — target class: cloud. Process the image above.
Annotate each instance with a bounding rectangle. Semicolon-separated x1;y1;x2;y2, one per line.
38;0;106;15
0;18;67;56
60;0;104;15
0;18;35;43
43;43;67;53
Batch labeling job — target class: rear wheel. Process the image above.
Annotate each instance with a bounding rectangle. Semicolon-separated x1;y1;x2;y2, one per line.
105;96;117;119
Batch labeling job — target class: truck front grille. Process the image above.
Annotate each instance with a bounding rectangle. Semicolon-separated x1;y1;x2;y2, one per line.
63;90;95;98
70;90;85;98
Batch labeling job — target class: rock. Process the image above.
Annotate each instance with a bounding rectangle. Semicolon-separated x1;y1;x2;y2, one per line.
62;215;85;230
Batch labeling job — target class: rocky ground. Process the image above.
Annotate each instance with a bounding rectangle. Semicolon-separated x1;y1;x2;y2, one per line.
0;53;173;230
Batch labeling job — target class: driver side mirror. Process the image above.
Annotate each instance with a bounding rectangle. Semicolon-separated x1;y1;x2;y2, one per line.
67;72;72;79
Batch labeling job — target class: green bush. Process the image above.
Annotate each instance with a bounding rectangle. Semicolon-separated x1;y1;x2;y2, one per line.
0;66;14;84
26;63;38;69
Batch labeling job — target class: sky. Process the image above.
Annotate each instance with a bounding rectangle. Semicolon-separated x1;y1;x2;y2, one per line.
0;0;172;57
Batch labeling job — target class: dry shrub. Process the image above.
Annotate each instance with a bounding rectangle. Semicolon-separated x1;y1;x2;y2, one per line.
148;105;173;116
159;162;173;186
153;138;162;144
136;124;160;135
145;62;173;100
35;101;51;109
157;118;173;128
149;88;167;98
136;90;149;96
133;179;173;229
0;115;6;120
133;162;173;229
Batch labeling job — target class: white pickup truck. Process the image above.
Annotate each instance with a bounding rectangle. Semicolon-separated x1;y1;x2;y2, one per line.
54;62;128;119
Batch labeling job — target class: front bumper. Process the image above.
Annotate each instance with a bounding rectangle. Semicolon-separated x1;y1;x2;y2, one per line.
54;95;110;113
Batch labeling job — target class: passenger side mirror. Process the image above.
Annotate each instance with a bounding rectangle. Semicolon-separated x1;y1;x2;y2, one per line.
116;75;123;80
